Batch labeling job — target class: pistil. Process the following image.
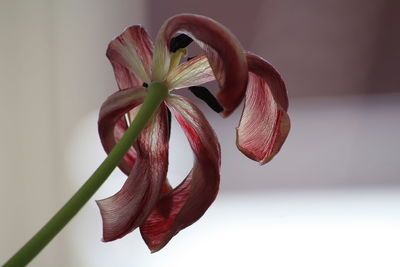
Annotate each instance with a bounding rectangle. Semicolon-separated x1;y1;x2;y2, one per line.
168;48;187;73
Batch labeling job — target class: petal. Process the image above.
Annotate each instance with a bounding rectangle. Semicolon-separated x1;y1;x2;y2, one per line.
166;55;215;89
153;14;248;116
236;52;290;164
140;95;221;252
98;87;146;175
96;104;170;242
107;25;153;90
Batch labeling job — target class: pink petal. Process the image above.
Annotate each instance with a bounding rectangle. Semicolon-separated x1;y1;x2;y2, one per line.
236;52;290;164
107;25;153;90
166;54;215;89
154;14;248;116
140;95;221;252
98;87;146;174
96;104;170;242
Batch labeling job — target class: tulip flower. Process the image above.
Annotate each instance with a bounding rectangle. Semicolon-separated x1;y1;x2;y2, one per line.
2;14;290;267
96;14;290;252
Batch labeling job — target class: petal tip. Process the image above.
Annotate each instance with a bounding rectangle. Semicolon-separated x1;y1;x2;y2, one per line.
236;110;290;165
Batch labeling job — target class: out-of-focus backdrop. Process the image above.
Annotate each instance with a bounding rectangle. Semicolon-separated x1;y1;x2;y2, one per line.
1;1;399;266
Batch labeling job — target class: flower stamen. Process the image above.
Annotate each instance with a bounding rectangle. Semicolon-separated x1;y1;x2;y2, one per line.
168;48;187;73
169;34;193;52
188;86;224;113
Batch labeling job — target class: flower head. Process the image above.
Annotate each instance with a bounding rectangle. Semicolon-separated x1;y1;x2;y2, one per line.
96;14;290;252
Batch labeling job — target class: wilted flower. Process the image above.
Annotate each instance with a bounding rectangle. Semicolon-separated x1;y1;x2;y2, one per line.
96;14;290;252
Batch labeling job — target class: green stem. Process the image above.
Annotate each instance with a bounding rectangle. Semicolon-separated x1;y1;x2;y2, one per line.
3;82;169;267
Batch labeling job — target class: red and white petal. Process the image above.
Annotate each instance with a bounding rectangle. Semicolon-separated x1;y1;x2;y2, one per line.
96;104;170;242
166;55;215;89
236;53;290;165
98;87;146;175
140;95;221;252
154;14;248;116
107;25;153;90
151;31;171;82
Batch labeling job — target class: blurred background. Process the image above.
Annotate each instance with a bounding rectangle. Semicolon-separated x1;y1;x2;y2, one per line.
1;0;399;266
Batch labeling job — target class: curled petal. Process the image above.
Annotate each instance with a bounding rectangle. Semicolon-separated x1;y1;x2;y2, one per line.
154;14;248;116
107;25;153;89
140;95;221;252
236;53;290;164
166;55;215;89
97;105;170;241
98;87;146;174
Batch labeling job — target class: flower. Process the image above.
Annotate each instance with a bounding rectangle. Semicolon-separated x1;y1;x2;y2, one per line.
96;14;290;252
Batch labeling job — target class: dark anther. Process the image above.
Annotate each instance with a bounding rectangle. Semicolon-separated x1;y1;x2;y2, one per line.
167;108;172;139
142;82;148;88
187;56;196;61
188;86;224;113
169;34;193;52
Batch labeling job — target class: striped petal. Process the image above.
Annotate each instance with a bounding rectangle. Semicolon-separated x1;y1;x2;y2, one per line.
96;104;170;242
166;55;215;89
140;95;221;252
153;14;248;116
107;25;153;90
236;53;290;164
98;87;146;174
